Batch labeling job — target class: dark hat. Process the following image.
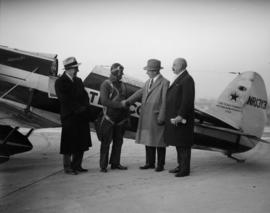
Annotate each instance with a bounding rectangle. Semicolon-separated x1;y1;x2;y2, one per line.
63;57;81;70
143;59;163;71
111;63;124;74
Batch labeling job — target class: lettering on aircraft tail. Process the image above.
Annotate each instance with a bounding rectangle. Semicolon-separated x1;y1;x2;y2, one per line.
246;96;267;109
216;101;242;113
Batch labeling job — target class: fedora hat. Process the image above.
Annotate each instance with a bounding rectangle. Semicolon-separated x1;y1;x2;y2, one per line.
143;59;163;71
63;57;81;70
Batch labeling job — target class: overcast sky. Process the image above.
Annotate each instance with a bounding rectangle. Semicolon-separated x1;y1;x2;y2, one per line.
0;0;269;99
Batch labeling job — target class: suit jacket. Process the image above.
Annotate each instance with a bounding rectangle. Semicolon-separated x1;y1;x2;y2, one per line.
55;72;92;154
164;70;195;147
127;74;169;147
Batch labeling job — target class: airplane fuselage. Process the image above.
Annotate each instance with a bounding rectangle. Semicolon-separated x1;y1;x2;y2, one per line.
0;46;268;163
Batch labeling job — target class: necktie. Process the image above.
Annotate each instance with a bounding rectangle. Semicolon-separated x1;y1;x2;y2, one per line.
149;79;153;90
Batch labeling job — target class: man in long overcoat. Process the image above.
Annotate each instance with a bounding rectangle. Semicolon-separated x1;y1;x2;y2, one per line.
164;58;195;177
55;57;92;175
126;59;169;172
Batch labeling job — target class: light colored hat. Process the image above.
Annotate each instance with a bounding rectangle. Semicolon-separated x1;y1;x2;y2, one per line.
63;57;81;70
143;59;163;71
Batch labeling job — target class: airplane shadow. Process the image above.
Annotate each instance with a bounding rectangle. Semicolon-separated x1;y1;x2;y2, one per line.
0;157;61;173
190;156;270;177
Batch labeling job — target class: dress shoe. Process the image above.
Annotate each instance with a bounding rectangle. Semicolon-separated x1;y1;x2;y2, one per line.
111;164;128;170
155;166;164;172
76;167;88;172
175;172;190;177
64;169;78;175
169;167;180;173
140;164;155;169
100;168;108;173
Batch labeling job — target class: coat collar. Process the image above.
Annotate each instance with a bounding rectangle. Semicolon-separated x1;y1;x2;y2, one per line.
62;72;75;83
146;75;163;97
150;74;163;89
65;71;74;82
169;70;188;89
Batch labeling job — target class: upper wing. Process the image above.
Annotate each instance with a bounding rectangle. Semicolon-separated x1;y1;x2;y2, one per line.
0;98;60;129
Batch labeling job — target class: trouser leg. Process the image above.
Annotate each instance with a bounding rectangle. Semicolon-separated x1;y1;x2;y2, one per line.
100;143;110;169
157;147;166;167
176;146;191;175
63;154;72;171
109;124;124;166
99;120;113;169
72;151;84;170
146;146;156;166
145;146;149;165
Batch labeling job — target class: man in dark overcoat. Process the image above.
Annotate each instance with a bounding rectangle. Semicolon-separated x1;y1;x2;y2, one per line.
164;58;195;177
55;57;92;175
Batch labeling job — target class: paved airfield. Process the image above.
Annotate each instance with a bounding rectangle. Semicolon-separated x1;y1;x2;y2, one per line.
1;128;270;213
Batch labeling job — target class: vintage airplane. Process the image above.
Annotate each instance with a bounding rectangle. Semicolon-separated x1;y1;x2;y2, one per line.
0;45;269;163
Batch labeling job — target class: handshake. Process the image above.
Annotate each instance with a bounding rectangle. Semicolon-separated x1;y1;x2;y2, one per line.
120;100;130;108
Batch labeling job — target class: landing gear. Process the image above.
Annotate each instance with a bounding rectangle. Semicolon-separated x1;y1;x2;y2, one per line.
24;88;34;114
226;134;246;163
227;153;246;163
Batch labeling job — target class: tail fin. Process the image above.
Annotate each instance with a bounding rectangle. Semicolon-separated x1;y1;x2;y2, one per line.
206;71;268;138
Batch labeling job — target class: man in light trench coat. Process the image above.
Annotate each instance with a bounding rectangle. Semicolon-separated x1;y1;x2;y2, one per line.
125;59;169;172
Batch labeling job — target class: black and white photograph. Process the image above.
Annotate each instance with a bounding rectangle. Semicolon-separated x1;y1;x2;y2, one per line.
0;0;270;212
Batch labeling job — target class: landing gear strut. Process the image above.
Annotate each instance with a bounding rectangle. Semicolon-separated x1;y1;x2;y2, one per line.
227;153;246;163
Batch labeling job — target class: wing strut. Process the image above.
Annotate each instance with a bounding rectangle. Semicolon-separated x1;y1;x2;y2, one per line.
0;67;39;99
226;153;245;163
2;126;19;145
24;88;35;113
25;128;34;138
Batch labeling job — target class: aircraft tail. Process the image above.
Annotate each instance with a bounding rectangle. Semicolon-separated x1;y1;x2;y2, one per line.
206;71;268;138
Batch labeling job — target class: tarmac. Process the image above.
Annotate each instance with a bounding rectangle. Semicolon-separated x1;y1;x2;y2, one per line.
0;128;270;213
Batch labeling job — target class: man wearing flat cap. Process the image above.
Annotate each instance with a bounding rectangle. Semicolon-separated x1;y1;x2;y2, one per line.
125;59;169;172
98;63;129;172
165;58;195;177
55;57;92;175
